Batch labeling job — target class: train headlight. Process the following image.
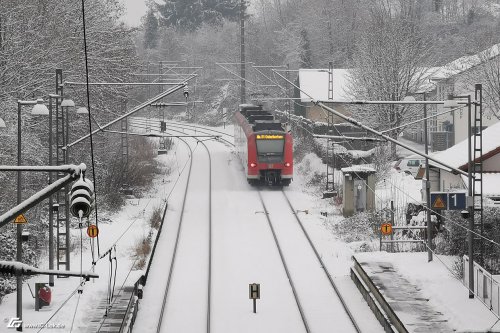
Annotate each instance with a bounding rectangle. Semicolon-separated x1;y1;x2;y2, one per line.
284;162;291;167
250;163;257;168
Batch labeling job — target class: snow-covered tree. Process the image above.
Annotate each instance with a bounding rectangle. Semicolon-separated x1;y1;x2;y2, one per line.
144;9;159;49
347;0;435;156
156;0;243;32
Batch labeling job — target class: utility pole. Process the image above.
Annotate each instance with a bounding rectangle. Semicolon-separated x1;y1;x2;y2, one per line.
467;94;474;298
424;93;432;262
16;100;23;332
240;0;246;104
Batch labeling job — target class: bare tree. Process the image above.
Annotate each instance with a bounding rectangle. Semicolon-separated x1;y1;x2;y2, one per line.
347;0;435;156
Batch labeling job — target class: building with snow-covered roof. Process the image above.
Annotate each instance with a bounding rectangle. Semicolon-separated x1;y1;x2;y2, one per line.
415;120;500;205
403;44;500;151
294;68;352;123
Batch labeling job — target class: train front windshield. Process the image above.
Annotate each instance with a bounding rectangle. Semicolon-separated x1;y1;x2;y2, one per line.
256;136;284;163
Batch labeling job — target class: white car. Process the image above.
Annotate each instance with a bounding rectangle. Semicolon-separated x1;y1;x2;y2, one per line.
394;155;426;177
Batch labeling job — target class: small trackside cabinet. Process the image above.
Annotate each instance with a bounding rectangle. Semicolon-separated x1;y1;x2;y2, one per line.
341;167;376;217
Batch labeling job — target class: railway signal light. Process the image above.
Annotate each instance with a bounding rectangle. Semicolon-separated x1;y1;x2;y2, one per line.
69;175;95;219
183;85;189;100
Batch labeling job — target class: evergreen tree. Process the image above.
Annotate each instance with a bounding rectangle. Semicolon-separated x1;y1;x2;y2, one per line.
144;9;159;49
299;29;313;68
156;0;243;32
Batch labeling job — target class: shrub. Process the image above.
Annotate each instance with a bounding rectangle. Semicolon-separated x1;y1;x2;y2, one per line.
150;205;163;230
132;235;152;270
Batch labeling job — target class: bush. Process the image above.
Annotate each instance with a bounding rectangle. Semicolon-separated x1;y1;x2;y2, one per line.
132;235;152;270
333;211;379;243
150;205;163;229
435;207;500;274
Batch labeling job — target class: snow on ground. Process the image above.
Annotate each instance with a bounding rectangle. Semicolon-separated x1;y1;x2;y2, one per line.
355;252;500;332
1;120;494;333
0;142;186;332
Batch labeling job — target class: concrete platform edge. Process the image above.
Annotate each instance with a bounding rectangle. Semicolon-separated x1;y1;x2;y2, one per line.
351;256;409;333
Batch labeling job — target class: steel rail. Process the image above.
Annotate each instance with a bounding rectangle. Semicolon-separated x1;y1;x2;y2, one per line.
257;191;311;333
131;116;234;138
156;137;213;333
198;140;213;333
129;118;235;147
281;191;362;333
156;137;193;333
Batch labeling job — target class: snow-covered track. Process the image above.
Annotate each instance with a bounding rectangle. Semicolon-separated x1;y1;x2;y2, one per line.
129;117;234;147
155;138;213;333
257;190;311;333
257;189;361;333
280;190;362;333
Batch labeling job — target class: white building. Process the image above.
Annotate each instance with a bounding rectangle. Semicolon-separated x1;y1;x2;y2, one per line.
415;120;500;205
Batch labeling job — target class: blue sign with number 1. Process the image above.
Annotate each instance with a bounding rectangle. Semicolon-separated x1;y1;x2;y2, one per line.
448;192;466;210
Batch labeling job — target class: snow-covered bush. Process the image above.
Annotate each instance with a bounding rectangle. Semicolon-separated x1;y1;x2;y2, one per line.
296;153;326;187
332;212;379;243
434;207;500;274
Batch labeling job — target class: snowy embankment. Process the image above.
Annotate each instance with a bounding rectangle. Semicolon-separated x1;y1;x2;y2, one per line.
0;143;187;332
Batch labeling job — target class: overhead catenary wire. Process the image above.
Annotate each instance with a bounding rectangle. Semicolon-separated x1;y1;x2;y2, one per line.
36;280;86;333
94;134;194;264
81;0;101;256
303;97;500;249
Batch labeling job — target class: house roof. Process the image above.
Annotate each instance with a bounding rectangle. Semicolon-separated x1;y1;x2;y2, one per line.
430;120;500;171
297;44;500;100
430;43;500;82
460;173;500;197
341;166;376;174
298;68;351;102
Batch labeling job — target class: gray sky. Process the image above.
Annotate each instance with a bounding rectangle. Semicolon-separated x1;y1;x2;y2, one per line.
121;0;148;27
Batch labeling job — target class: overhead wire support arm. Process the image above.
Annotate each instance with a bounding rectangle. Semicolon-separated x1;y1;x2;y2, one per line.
64;82;191;86
65;79;195;149
271;69;470;178
0;163;87;228
313;134;387;142
380;104;466;134
216;63;255;85
0;261;98;280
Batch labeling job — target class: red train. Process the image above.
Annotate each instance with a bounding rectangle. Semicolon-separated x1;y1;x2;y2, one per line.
234;104;293;186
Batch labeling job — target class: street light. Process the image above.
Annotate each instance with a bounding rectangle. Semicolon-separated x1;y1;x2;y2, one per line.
61;98;75;108
16;98;49;331
31;99;49;116
76;106;89;114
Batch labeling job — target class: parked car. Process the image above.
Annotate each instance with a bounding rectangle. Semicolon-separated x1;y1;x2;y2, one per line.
394;155;425;177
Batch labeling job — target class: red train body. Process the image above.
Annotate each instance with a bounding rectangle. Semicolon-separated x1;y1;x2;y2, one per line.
234;104;293;186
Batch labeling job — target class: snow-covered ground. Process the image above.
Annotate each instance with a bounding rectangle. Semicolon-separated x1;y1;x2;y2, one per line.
0;122;495;333
356;252;500;332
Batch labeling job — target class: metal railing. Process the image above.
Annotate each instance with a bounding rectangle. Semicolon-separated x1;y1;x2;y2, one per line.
463;255;500;318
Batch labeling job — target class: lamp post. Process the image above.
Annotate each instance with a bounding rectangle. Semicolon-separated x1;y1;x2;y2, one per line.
16;98;49;332
59;96;75;272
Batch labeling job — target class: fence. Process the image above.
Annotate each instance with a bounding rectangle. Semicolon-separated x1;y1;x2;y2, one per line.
463;255;500;317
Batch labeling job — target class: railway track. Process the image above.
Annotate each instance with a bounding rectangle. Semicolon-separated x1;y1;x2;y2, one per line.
129;117;234;147
155;138;213;333
258;189;362;333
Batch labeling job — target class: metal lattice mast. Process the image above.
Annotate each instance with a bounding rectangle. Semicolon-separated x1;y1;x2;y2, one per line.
121;103;128;171
55;69;70;273
473;84;484;267
240;0;246;104
324;62;336;198
285;64;291;123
